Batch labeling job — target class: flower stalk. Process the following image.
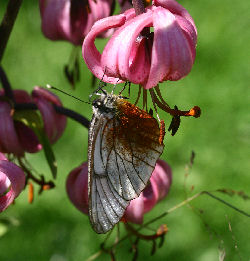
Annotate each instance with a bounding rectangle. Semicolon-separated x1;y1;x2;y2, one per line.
0;0;23;62
0;67;90;129
124;222;168;241
0;66;14;101
86;189;250;261
132;0;146;16
17;157;55;194
15;102;90;128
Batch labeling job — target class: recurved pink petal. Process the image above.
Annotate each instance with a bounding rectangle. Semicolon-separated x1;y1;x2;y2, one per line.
15;122;42;153
124;193;144;224
0;101;24;156
40;0;72;42
39;0;45;15
67;0;89;45
0;175;13;212
40;0;114;45
0;155;10;194
0;153;7;161
66;163;89;214
82;14;126;83
102;10;152;84
0;174;10;195
142;181;158;213
0;159;25;212
154;0;197;37
174;15;197;49
32;87;67;144
154;0;197;65
150;160;172;201
83;0;115;38
145;7;194;88
13;90;32;103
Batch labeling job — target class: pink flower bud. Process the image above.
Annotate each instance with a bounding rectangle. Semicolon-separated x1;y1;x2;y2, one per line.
66;163;89;214
82;0;197;89
66;160;172;225
0;153;25;212
32;86;67;144
15;121;42;153
150;159;172;201
39;0;114;45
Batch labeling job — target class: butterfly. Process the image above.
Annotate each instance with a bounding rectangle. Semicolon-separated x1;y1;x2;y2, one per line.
88;91;164;233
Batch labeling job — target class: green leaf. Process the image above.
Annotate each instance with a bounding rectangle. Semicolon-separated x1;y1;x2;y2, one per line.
13;110;57;179
13;110;43;129
36;128;57;179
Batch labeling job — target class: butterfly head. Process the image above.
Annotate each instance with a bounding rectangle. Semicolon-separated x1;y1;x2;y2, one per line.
92;93;121;115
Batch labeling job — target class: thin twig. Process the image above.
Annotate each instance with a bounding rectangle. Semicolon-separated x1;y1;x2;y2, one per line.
132;0;145;16
14;102;90;128
53;105;90;128
101;190;250;252
0;66;14;101
124;223;167;241
203;191;250;218
86;250;102;261
131;0;150;37
17;157;55;190
99;192;203;252
0;0;23;62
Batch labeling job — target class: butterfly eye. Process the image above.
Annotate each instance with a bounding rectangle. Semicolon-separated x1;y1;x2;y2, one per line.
93;101;102;108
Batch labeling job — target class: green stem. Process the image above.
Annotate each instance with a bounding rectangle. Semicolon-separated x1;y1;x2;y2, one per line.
203;191;250;218
142;192;203;228
103;190;250;251
86;250;102;261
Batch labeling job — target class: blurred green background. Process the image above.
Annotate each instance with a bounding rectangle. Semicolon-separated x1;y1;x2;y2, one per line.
0;0;249;260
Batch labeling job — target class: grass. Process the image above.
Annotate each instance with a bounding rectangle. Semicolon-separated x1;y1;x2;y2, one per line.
0;0;250;260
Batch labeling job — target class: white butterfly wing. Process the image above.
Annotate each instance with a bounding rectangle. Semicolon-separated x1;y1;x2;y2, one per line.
102;117;164;201
88;115;129;233
88;100;164;234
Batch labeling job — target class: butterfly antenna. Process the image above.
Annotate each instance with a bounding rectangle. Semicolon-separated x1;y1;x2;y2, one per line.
89;70;110;100
118;81;127;96
97;83;107;95
46;84;91;104
98;69;108;95
128;82;131;97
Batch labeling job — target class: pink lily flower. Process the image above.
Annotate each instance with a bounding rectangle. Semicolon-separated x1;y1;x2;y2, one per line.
32;87;67;144
0;153;25;212
0;90;41;156
39;0;114;45
66;159;172;224
0;87;66;156
82;0;197;89
66;162;89;214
